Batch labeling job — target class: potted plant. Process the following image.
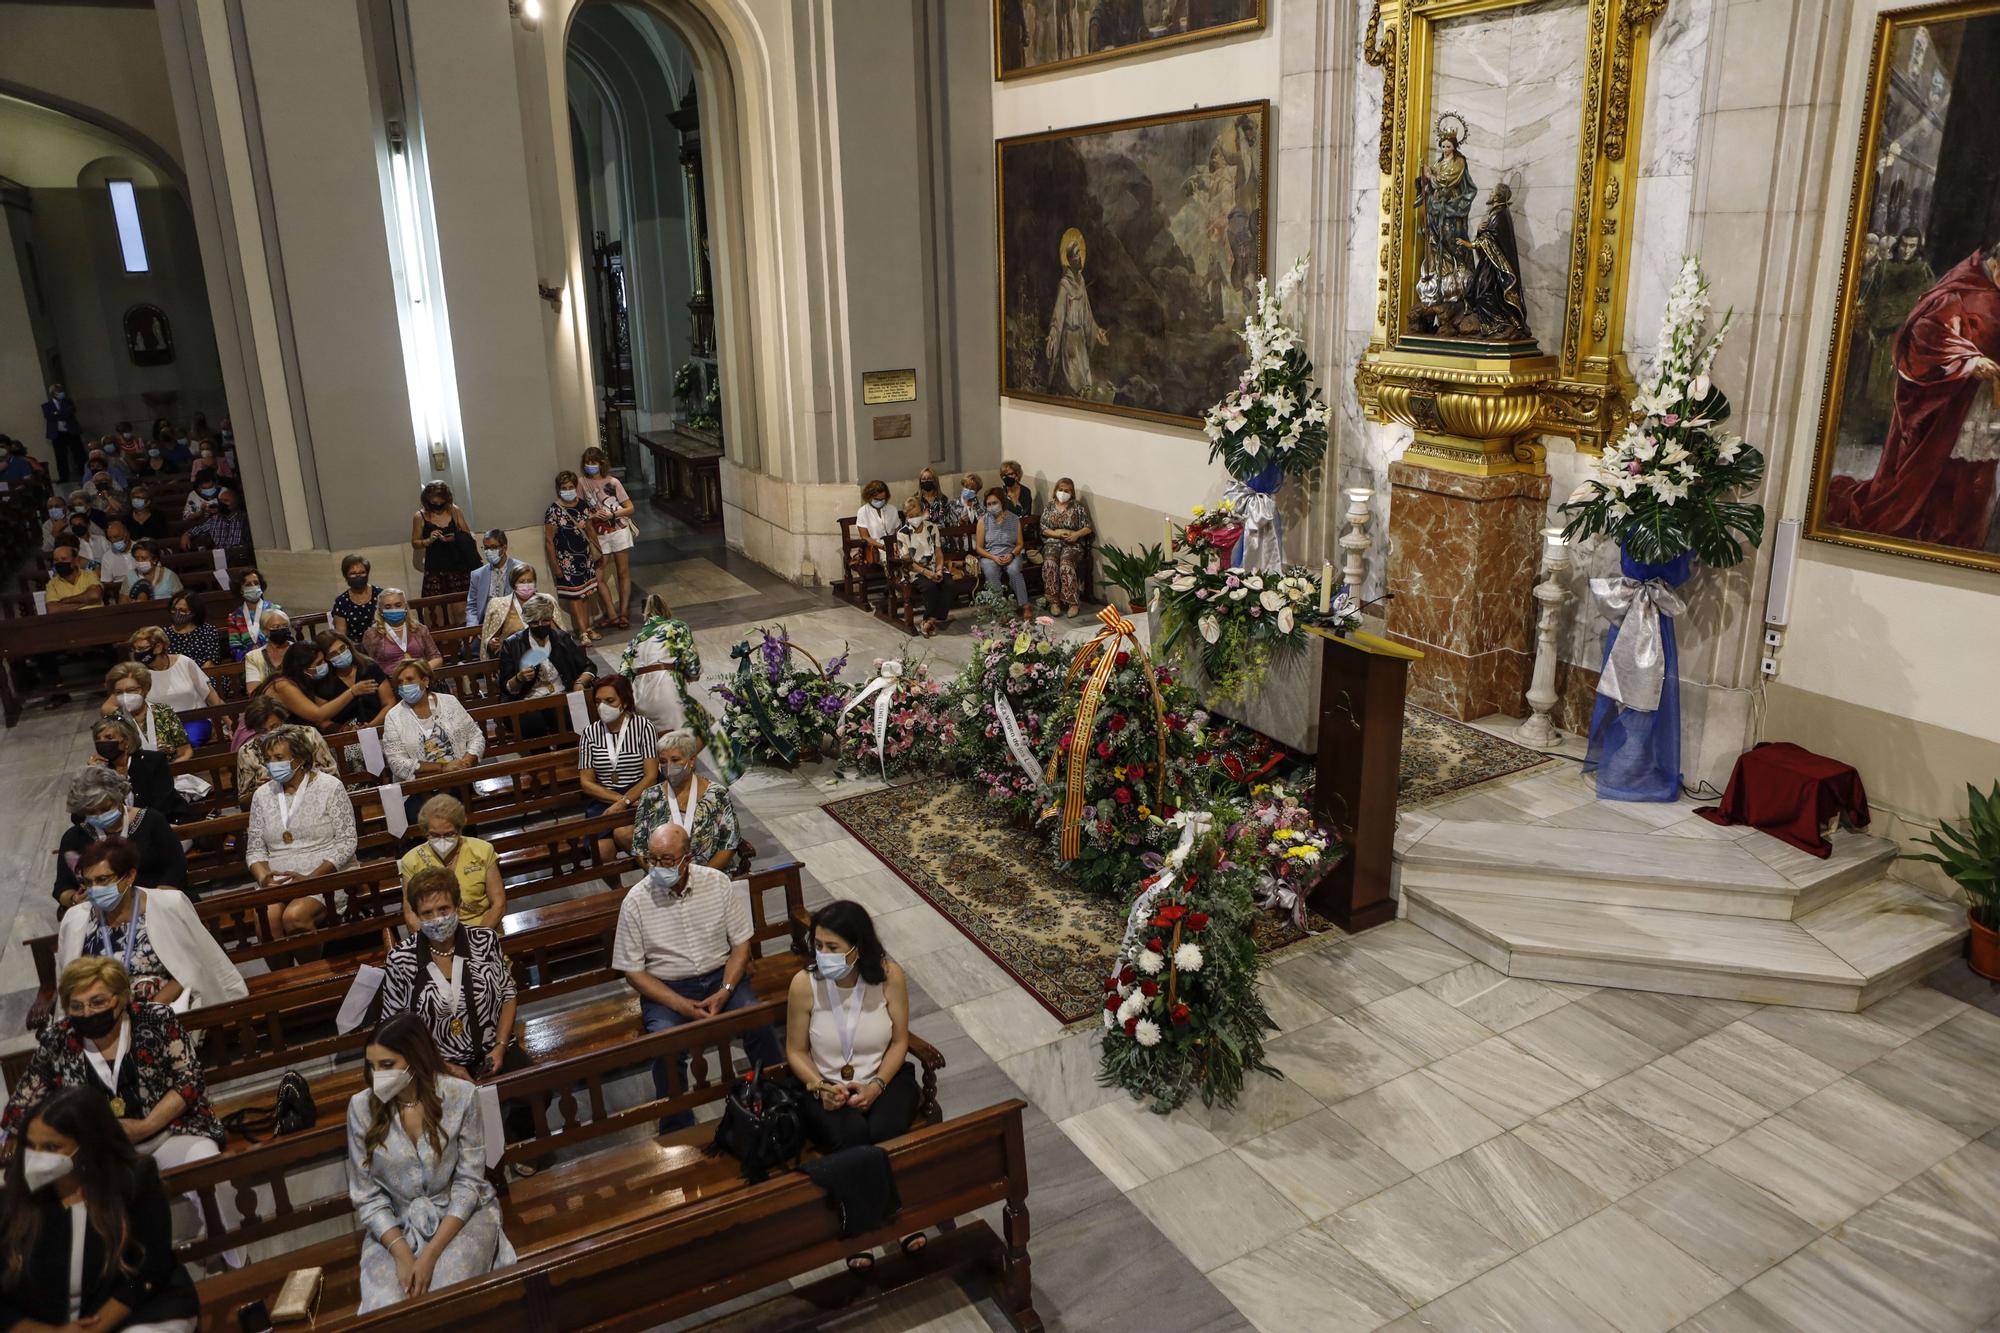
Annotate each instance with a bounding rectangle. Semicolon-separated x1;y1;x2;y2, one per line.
1098;542;1165;612
1911;781;2000;979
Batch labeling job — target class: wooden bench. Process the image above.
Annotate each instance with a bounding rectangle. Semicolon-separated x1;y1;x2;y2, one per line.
837;514;1092;631
0;588;245;726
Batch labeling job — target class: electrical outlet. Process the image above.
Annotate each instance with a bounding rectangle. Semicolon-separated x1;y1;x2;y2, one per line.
1763;628;1783;648
1760;655;1779;678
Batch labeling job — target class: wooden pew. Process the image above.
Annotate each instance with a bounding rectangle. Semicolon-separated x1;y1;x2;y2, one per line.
0;588;243;726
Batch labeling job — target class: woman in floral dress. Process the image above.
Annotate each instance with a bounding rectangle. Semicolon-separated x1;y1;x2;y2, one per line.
631;728;745;872
542;470;601;643
619;593;732;773
1039;476;1094;618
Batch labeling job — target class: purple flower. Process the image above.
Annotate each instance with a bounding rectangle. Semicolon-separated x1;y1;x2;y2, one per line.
819;694;845;715
1140;851;1165;871
825;651;850;679
786;687;807;710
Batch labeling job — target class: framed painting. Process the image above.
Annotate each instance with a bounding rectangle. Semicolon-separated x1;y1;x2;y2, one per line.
994;0;1265;80
1808;1;2000;572
996;101;1268;427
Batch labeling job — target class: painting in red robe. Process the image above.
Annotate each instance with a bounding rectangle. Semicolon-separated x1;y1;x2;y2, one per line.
1825;250;2000;548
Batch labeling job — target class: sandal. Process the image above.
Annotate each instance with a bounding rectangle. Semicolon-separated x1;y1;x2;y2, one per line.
898;1232;927;1256
614;615;630;629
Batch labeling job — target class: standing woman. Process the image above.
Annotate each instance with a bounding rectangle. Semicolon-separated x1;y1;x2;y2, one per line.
331;554;381;641
0;1088;201;1333
163;594;225;668
579;446;636;629
346;1016;516;1312
361;588;443;676
618;593;729;767
1039;476;1094;619
412;482;477;600
543;470;602;643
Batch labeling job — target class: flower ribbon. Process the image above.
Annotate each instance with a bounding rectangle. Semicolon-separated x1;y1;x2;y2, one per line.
837;660;904;779
993;690;1050;796
1117;810;1212;958
1590;576;1688;713
1043;607;1168;861
729;641;796;767
1225;468;1285;571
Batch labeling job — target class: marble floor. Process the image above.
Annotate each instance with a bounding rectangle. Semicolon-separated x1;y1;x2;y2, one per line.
7;495;2000;1332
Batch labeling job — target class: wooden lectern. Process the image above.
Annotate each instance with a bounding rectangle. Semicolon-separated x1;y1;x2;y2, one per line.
1307;626;1423;932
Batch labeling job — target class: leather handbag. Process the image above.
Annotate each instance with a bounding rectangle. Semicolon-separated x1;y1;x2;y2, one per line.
222;1070;318;1142
703;1068;805;1184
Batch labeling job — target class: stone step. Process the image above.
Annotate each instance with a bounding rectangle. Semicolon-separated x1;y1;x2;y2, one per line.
1401;877;1966;1012
1397;819;1898;921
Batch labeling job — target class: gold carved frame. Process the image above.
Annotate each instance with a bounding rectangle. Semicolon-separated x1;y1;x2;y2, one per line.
992;0;1267;81
1355;0;1667;474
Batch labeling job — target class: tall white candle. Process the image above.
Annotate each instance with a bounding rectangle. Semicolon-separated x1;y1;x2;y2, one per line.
1165;516;1174;551
1318;561;1333;614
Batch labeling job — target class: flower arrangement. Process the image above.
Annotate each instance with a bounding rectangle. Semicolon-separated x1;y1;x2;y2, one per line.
713;627;849;766
835;658;958;779
1175;502;1244;571
939;619;1075;820
1202;257;1331;482
1239;783;1341;929
1155;553;1361;701
1100;813;1278;1112
1561;257;1767;567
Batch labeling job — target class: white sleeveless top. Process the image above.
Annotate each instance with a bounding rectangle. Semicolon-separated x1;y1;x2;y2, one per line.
807;976;893;1083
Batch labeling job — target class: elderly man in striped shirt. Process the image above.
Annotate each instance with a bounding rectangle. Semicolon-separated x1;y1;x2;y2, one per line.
612;822;783;1129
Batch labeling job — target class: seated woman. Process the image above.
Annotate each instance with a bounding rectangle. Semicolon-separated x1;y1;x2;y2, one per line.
55;768;188;911
954;473;984;526
260;640;378;734
331;553;382;641
127;485;170;539
498;596;595;740
225;570;281;661
379;870;518;1082
618;594;730;769
1039;476;1094;619
478;561;539;661
86;716;185;825
895;494;958;638
246;725;358;943
97;662;192;762
397;796;504;933
242;608;295;690
1;958;240;1269
163;593;225;667
233;696;338;806
0;1087;201;1333
850;479;901;569
381;661;485;821
784;900;924;1266
125;540;181;602
362;587;443;677
578;676;658;857
347;1015;517;1312
126;626;223;748
998;460;1037;518
632;728;744;873
57;836;246;1013
914;465;952;528
974;486;1031;621
315;628;392;730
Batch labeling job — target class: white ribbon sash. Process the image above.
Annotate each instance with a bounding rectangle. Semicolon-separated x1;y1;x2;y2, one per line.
1222;480;1284;571
1590;576;1688;713
993;690;1049;796
1116;812;1213;958
838;661;904;779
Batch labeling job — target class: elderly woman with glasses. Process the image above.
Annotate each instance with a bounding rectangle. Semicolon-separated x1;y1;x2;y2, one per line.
631;728;745;874
56;835;245;1012
55;767;188;911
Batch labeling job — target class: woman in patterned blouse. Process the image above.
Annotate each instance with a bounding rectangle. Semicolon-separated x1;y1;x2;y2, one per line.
331;553;382;641
618;593;733;775
96;662;191;762
631;728;745;873
377;868;519;1080
163;592;226;667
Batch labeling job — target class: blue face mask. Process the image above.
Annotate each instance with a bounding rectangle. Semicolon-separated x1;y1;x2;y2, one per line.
645;864;682;894
85;807;124;831
132;497;147;510
265;759;295;785
482;549;503;567
583;464;601;476
816;949;853;983
558;489;579;503
330;650;353;670
870;498;886;510
199;487;218;499
111;541;128;553
309;663;329;680
398;683;425;705
87;883;126;914
961;488;976;502
382;609;407;626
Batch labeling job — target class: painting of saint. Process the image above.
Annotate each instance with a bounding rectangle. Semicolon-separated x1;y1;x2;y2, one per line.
998;102;1268;426
1809;5;2000;571
994;0;1264;80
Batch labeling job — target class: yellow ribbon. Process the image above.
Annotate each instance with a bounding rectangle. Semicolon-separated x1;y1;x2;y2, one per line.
1044;607;1169;861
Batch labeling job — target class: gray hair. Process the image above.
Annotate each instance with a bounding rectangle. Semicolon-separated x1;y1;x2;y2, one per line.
259;607;290;631
657;728;701;759
522;593;558;625
67;766;131;818
90;715;142;753
261;724;313;762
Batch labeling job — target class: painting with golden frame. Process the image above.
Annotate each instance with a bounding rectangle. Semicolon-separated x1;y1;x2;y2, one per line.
996;101;1268;428
993;0;1265;80
1806;1;2000;573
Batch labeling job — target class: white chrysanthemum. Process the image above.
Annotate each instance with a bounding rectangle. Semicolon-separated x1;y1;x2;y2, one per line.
1134;1019;1162;1048
1137;948;1165;976
1174;943;1204;973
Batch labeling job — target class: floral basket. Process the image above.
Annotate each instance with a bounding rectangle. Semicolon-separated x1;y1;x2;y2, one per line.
713;627;849;767
1239;782;1342;931
1156;535;1361;701
835;658;957;779
939;617;1076;823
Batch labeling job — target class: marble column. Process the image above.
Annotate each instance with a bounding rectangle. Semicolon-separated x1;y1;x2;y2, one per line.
1383;461;1550;720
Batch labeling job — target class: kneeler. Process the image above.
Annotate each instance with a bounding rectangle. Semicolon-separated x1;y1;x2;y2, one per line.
1695;740;1869;859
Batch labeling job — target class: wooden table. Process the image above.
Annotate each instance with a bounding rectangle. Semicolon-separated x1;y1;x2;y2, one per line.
637;426;724;529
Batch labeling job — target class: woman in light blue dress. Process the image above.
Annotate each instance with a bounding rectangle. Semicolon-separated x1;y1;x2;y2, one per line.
346;1014;516;1312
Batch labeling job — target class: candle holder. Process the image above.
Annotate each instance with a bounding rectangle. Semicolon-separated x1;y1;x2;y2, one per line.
1339;489;1374;598
1518;528;1571;749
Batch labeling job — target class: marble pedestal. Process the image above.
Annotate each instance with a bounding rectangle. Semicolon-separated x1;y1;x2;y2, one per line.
1383;460;1550;721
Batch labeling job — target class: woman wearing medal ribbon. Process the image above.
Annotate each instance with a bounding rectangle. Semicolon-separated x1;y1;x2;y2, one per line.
378;869;519;1086
630;728;745;873
577;676;659;863
245;726;358;949
0;958;242;1269
56;837;245;1014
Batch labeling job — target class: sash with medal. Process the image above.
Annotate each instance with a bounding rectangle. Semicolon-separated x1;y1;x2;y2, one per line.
274;771;311;845
820;976;865;1083
658;770;697;834
82;1018;136;1120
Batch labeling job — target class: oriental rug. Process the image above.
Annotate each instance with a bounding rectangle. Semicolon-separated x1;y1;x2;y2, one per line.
820;707;1554;1022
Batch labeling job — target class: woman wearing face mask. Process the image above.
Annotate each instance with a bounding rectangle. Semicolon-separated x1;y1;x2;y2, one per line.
124;488;169;541
54;769;186;910
497;596;596;739
895;494;959;638
974;486;1031;620
84;718;185;826
543;470;602;643
161;594;223;667
1;958;240;1272
913;466;953;527
1039;476;1095;619
997;460;1037;518
96;664;192;764
378;870;517;1083
124;630;221;746
246;726;358;944
331;553;381;640
631;728;744;873
179;475;223;520
396;797;503;931
57;838;245;1013
850;479;902;573
223;569;279;660
577;677;659;859
578;446;636;630
362;587;443;677
261;641;376;733
346;1015;516;1311
123;541;180;603
231;697;338;803
953;472;984;527
0;1088;201;1333
240;609;294;690
313;629;392;729
478;563;539;661
783;899;923;1267
411;482;477;600
380;661;485;792
617;594;732;770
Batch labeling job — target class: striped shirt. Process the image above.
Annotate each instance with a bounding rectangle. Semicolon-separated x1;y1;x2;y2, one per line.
611;864;751;981
579;715;658;791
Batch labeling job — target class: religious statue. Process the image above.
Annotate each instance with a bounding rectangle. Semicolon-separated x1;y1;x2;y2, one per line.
1044;227;1108;397
1455;183;1533;342
1411;112;1476;332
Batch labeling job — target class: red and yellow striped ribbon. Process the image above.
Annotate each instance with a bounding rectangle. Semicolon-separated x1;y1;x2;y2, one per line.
1043;607;1169;861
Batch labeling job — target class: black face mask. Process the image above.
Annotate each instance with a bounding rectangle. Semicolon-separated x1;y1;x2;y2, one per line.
94;740;124;762
171;611;193;627
68;518;90;533
346;575;369;590
919;479;937;492
530;627;550;644
70;1008;119;1040
53;562;74;576
268;629;294;647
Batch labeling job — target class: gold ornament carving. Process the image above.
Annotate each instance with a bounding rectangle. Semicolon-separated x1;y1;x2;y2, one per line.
1362;2;1398;176
1606;0;1668;161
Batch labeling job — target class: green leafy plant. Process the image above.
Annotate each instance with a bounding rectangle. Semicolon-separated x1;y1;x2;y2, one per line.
1202;257;1331;483
1910;781;2000;927
1098;542;1165;608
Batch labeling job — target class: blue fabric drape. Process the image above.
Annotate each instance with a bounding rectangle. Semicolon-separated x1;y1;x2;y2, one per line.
1583;545;1694;802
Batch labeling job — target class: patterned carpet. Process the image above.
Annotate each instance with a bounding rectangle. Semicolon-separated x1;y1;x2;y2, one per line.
822;708;1553;1022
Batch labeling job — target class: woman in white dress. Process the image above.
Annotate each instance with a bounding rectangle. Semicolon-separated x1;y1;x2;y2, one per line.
346;1015;515;1312
245;726;358;944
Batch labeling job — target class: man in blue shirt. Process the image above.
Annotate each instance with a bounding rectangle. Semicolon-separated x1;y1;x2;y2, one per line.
41;383;82;481
464;527;531;628
0;438;36;485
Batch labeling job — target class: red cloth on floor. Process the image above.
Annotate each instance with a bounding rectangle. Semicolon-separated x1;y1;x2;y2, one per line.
1695;741;1869;858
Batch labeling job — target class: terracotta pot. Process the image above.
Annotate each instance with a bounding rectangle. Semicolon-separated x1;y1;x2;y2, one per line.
1969;913;2000;981
1128;600;1145;613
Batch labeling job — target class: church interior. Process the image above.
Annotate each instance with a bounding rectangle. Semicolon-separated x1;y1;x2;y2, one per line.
1;0;1999;1329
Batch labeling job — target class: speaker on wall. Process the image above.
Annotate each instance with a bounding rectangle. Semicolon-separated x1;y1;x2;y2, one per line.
1764;517;1802;626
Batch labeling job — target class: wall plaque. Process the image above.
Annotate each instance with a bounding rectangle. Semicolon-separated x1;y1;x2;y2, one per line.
871;413;913;440
862;369;918;404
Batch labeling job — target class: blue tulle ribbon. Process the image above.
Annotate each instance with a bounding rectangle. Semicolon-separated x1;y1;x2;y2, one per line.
1583;546;1693;802
1227;460;1285;570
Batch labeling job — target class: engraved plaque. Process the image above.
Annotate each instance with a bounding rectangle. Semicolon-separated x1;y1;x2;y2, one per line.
871;413;913;440
862;369;917;404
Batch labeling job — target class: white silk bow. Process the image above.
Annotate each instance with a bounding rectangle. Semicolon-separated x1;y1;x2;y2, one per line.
1590;576;1687;713
838;660;904;778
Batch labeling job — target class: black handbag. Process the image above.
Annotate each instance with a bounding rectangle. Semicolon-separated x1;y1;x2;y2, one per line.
222;1071;318;1142
703;1068;805;1184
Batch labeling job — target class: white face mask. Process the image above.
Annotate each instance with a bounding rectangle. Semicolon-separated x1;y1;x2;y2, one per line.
597;702;622;724
22;1148;74;1193
428;835;458;858
1055;490;1073;502
116;691;144;713
371;1068;412;1103
816;948;854;983
646;864;682;893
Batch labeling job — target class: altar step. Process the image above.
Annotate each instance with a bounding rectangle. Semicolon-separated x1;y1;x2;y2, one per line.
1396;821;1966;1011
